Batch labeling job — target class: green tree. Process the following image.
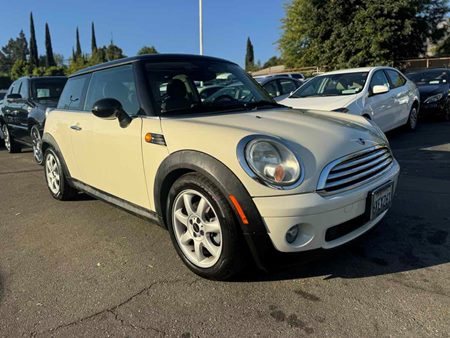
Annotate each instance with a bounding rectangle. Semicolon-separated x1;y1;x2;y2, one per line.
245;37;255;71
88;47;107;66
279;0;449;68
263;56;283;68
91;22;97;53
75;27;82;59
11;60;33;80
137;45;158;55
45;23;56;67
29;12;39;67
105;43;125;61
0;31;29;75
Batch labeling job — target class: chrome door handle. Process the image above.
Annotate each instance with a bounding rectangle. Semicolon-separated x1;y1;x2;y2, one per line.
70;125;82;131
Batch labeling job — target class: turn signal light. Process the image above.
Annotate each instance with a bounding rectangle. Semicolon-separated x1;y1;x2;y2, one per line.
145;133;152;143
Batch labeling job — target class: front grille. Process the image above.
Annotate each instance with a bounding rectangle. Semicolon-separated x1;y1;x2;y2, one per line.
318;146;393;194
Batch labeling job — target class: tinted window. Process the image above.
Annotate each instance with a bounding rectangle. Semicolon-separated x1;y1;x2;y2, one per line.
370;70;390;92
57;74;90;110
407;70;448;85
386;70;406;88
279;79;297;95
31;78;67;100
19;79;29;98
84;65;140;116
263;80;279;97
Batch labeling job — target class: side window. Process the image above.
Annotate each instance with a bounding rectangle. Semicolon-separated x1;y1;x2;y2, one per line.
84;64;140;116
279;79;297;95
57;74;90;111
263;80;279;97
19;80;29;99
386;70;406;88
370;70;390;93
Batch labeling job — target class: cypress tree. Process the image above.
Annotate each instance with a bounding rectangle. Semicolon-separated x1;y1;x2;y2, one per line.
245;37;255;71
29;12;39;67
45;23;56;67
75;27;82;58
91;22;97;53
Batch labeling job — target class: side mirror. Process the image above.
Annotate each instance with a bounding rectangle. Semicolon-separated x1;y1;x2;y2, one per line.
92;98;132;128
7;93;22;101
372;85;389;95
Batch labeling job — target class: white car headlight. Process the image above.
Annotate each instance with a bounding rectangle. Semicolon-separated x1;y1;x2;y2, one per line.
237;136;303;189
424;93;443;104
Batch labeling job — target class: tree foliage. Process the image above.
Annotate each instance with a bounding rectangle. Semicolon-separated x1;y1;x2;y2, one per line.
11;60;33;79
0;31;28;76
245;37;256;71
29;12;39;67
137;45;158;55
105;43;126;61
91;22;97;53
45;23;56;67
75;27;82;58
279;0;449;68
263;56;283;68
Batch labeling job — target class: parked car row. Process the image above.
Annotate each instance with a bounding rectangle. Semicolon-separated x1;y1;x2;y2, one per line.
4;54;436;281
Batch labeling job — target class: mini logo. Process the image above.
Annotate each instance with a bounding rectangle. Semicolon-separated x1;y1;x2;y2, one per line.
357;138;366;145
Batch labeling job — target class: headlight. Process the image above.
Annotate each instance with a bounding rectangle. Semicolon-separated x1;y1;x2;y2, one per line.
424;93;444;104
237;136;303;189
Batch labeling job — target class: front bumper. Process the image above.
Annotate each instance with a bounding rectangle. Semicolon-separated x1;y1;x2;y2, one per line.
252;160;400;253
420;100;447;115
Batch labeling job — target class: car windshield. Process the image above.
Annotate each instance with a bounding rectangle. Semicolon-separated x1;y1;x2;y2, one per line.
144;60;277;115
31;78;67;100
290;72;369;98
407;70;448;85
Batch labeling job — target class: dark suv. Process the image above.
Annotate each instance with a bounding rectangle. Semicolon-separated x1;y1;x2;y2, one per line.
0;76;67;163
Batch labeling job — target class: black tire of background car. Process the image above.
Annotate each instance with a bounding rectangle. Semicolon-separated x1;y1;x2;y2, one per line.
443;101;450;121
405;106;418;131
44;148;78;201
2;124;22;153
31;125;44;165
166;172;248;280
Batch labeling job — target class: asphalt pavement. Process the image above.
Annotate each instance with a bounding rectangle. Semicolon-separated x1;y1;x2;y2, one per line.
0;120;449;337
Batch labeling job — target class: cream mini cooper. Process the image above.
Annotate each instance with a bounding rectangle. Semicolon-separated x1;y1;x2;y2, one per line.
42;55;400;280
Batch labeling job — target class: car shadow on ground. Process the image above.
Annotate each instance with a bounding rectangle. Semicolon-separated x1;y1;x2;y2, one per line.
0;272;4;304
237;120;450;282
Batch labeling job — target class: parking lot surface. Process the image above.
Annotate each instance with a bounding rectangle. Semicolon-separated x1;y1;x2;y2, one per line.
0;121;449;337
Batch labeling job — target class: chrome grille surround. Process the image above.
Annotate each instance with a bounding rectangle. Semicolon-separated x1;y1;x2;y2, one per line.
317;145;394;195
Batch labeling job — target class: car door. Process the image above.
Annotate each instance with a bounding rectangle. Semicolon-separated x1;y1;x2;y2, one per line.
366;70;394;131
385;69;410;128
15;79;32;142
1;82;16;125
5;80;24;139
69;64;150;209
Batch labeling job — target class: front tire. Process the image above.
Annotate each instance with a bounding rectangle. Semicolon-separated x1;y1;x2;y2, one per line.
166;173;247;280
406;106;418;131
44;148;77;200
31;125;44;165
2;124;21;153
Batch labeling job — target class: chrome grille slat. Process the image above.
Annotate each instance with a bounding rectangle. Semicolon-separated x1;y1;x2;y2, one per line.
332;148;388;172
327;153;392;180
325;158;392;189
317;145;393;194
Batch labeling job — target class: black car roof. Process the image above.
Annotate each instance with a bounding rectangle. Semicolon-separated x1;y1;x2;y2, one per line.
70;54;237;77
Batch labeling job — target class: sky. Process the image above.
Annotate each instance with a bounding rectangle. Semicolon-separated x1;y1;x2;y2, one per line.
0;0;286;67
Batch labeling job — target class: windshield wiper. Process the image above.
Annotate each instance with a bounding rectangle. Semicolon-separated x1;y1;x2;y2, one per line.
243;100;284;110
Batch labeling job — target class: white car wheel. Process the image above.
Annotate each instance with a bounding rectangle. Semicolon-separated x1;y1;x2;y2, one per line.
45;152;61;195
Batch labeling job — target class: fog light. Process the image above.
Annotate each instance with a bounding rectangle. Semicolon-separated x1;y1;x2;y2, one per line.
286;224;299;244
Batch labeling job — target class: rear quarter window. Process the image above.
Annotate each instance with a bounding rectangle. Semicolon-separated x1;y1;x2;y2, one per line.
57;74;90;111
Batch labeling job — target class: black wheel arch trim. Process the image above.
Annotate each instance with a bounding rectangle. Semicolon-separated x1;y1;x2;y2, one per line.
154;150;273;271
42;132;72;182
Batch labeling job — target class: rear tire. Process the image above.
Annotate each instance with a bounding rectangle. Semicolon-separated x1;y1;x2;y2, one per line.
31;125;44;165
166;172;247;280
2;124;22;153
405;106;418;131
44;148;77;200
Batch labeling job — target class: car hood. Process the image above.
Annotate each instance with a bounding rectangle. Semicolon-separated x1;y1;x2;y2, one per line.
416;84;447;100
279;95;357;110
161;108;388;196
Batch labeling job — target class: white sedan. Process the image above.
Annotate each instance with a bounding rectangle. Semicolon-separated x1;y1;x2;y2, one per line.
280;67;420;132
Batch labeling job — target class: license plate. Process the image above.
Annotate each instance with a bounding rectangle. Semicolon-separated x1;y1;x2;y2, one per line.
369;182;393;220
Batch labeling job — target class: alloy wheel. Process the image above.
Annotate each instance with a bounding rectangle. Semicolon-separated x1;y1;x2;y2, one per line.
45;153;61;195
172;189;223;268
2;125;11;151
31;127;43;163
